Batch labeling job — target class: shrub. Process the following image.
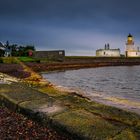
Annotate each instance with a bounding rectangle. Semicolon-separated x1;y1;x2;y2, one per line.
0;58;3;63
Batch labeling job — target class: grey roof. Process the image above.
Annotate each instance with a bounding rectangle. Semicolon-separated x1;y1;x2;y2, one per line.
128;33;133;38
96;48;120;51
0;42;4;47
0;42;5;50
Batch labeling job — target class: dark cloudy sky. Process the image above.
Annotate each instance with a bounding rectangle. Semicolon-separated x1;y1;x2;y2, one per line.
0;0;140;55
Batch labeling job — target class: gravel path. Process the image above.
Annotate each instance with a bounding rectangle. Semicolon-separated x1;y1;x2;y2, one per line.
0;106;69;140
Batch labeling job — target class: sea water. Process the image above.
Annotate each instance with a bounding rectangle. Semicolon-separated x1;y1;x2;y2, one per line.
42;66;140;114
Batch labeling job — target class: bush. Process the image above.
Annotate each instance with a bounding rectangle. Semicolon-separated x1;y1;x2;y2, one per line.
0;58;3;63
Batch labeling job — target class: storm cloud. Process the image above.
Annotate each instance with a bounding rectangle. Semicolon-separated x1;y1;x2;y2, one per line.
0;0;140;55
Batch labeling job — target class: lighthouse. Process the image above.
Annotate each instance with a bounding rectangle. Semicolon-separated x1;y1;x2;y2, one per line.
125;34;140;57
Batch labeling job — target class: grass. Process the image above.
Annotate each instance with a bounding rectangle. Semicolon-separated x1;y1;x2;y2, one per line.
65;56;140;59
65;56;97;59
1;57;19;64
18;57;38;62
18;57;56;63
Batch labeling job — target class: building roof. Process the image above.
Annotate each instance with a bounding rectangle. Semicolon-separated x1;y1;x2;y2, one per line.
0;42;5;50
128;33;133;37
96;48;120;52
0;42;4;47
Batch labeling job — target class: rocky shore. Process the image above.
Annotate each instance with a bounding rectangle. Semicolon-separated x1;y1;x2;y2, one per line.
0;106;68;140
0;58;140;139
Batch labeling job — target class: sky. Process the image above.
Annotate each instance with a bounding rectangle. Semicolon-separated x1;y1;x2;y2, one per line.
0;0;140;56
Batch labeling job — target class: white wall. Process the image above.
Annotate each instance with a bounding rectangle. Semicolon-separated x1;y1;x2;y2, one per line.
126;51;140;57
126;45;136;51
96;50;120;57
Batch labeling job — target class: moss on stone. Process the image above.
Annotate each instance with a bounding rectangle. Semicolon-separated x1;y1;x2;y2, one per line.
53;109;126;140
38;86;69;97
112;129;138;140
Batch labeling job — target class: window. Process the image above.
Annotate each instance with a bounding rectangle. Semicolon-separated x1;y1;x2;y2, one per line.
59;51;63;55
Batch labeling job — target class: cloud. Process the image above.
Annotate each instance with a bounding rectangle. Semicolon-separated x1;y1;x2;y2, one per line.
0;0;140;21
45;26;126;55
0;0;140;55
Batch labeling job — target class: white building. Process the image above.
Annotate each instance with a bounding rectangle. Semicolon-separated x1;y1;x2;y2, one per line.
0;41;12;57
125;34;140;57
96;44;120;57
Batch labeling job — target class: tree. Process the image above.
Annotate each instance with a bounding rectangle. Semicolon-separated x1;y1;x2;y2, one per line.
11;44;18;56
3;42;36;56
5;40;9;47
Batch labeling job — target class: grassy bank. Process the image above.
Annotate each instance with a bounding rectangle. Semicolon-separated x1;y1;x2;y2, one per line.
2;57;140;73
23;56;140;72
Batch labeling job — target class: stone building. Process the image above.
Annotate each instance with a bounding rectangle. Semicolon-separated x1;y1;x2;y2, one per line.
34;50;65;61
96;44;120;57
125;34;140;57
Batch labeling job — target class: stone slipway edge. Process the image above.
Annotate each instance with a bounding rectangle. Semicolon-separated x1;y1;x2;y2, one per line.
0;82;89;140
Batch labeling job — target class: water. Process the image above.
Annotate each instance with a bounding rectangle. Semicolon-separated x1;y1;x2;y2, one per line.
42;66;140;114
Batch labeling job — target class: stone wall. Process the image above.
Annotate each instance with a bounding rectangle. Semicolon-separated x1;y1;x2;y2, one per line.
34;50;65;61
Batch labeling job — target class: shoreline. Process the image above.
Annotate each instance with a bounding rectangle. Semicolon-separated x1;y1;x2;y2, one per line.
41;65;140;116
1;69;140;139
47;81;140;115
25;56;140;73
1;66;140;116
1;64;140;116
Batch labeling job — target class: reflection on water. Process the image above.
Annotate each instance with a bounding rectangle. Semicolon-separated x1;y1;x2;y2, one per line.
42;66;140;114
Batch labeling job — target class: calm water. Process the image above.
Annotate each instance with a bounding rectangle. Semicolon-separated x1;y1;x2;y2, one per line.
42;66;140;113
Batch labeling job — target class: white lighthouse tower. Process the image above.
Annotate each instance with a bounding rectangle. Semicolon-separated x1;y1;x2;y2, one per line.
125;34;140;57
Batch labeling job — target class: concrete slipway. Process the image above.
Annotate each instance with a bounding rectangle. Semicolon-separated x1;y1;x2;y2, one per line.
0;73;140;140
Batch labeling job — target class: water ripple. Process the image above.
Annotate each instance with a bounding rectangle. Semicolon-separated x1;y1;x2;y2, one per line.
42;66;140;114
